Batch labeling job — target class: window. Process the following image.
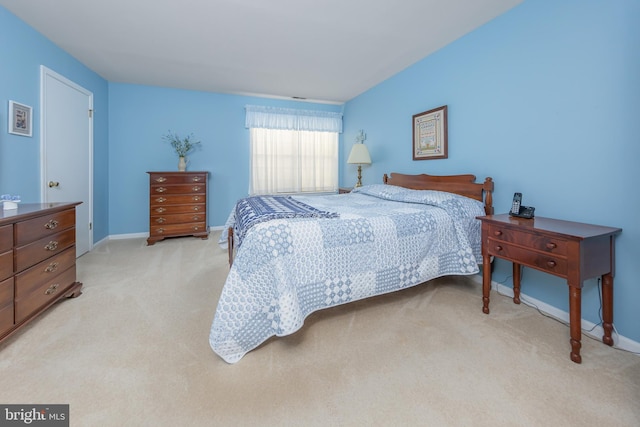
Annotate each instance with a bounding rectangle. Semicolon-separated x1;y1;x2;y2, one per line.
245;105;342;195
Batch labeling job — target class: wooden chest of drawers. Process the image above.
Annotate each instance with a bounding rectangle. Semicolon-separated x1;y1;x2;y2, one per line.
147;171;209;245
0;203;83;344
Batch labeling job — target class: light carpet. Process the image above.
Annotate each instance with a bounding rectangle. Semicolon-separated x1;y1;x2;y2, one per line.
0;232;638;426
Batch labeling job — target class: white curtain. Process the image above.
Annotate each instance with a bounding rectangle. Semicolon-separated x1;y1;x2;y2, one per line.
246;105;342;195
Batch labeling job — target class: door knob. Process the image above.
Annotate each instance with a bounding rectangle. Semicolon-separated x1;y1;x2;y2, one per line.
48;181;60;188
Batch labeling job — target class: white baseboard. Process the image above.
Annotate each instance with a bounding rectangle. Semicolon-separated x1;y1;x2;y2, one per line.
469;275;640;356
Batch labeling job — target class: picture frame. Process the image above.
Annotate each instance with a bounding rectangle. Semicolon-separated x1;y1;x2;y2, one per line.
412;105;447;160
8;100;33;137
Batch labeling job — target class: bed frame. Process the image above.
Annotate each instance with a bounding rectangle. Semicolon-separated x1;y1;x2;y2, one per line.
227;173;494;265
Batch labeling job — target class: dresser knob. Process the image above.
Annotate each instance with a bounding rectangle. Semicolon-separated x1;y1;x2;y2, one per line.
44;262;59;273
193;196;200;201
192;186;201;192
192;176;201;182
193;216;200;221
156;197;166;203
495;245;503;252
155;187;167;193
157;228;165;234
493;230;502;236
193;206;200;211
44;219;59;230
193;226;200;231
155;207;166;213
155;177;167;183
547;260;557;268
44;284;59;295
155;218;166;223
546;242;557;250
44;241;59;251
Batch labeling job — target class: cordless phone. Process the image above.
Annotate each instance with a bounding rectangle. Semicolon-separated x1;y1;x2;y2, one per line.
509;192;535;219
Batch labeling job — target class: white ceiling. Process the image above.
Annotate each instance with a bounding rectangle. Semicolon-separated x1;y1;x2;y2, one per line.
2;0;522;104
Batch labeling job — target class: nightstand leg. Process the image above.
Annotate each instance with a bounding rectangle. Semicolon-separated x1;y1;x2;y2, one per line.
569;285;582;364
512;263;521;304
482;254;491;314
601;273;614;346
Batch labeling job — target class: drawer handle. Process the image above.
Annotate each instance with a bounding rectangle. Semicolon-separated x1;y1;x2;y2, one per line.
44;241;59;251
155;177;167;183
45;284;59;295
44;262;59;273
193;196;200;201
156;197;166;203
193;206;200;211
494;245;503;252
193;216;200;221
44;219;59;230
192;176;201;182
157;228;164;234
546;242;557;250
155;218;166;223
155;207;166;213
193;226;200;231
155;187;167;193
493;230;503;236
546;260;557;268
192;186;201;191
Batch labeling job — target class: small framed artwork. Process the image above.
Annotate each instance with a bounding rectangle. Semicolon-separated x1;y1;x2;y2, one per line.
8;100;33;137
412;105;447;160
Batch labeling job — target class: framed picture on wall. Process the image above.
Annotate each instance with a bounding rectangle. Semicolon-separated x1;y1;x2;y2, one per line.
8;100;33;137
412;105;447;160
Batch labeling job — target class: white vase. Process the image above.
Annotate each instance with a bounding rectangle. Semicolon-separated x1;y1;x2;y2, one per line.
178;156;187;172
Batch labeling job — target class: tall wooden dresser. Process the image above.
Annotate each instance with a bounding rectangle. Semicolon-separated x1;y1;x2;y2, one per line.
147;171;209;245
0;202;83;344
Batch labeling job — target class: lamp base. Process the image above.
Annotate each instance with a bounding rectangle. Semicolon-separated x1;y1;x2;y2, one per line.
355;165;363;187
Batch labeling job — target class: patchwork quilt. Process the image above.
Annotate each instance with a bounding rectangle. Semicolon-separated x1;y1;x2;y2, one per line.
210;184;485;363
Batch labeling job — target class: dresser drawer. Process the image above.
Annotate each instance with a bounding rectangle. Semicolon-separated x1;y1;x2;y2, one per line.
15;209;76;246
150;213;206;226
487;238;568;276
486;225;568;256
0;251;12;282
0;225;12;252
150;222;207;237
150;194;206;205
15;228;76;272
15;247;76;298
149;173;207;185
14;266;76;324
150;183;206;195
0;277;13;335
150;204;206;215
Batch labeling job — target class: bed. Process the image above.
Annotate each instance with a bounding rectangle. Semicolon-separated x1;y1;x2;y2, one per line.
210;173;494;363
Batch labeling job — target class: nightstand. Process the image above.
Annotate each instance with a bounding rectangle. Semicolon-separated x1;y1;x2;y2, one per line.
338;187;352;194
477;213;621;363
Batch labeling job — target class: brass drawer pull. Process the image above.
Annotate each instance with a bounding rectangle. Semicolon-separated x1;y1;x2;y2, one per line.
44;241;59;251
494;245;503;252
155;187;167;193
44;262;59;273
192;186;201;192
156;197;166;203
44;219;59;230
155;207;166;213
192;176;201;182
157;228;165;234
193;196;200;201
155;177;167;183
546;242;557;250
546;260;557;268
193;206;200;211
192;216;201;221
45;284;59;295
155;218;166;223
193;226;200;231
493;230;503;236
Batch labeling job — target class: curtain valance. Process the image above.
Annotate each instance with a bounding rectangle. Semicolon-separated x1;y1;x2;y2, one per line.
245;105;343;133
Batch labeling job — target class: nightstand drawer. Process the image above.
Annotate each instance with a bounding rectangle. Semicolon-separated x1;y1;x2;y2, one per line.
486;225;568;256
487;239;568;276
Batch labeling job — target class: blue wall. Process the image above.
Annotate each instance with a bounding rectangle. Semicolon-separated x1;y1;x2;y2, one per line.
107;84;343;233
342;0;640;343
0;6;110;242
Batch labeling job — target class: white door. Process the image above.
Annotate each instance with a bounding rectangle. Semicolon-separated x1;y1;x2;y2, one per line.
40;66;93;257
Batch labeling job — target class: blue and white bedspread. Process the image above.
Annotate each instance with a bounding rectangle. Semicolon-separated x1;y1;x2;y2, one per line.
210;184;485;363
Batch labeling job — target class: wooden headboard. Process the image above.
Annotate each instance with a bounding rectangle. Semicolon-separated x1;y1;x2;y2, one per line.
383;172;494;215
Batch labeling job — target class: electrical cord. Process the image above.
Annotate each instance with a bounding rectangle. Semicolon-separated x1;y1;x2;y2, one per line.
491;269;640;357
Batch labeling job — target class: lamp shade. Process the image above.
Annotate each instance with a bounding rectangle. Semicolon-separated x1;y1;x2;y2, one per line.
347;144;372;164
